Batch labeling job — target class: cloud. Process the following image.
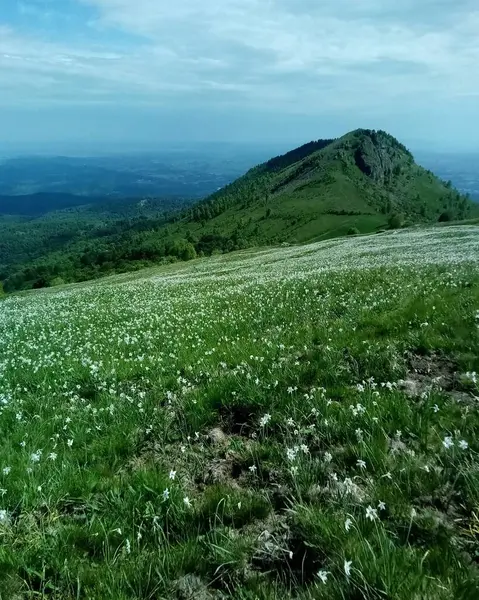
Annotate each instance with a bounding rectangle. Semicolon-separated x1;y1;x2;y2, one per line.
1;0;479;116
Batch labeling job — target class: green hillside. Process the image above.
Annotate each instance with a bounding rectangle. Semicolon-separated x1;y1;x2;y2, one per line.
180;129;473;245
1;129;476;292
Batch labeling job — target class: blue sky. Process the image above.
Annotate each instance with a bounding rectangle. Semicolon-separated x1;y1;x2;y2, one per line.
1;0;479;153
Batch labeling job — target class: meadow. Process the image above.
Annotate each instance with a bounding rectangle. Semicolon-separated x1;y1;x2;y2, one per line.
0;226;479;599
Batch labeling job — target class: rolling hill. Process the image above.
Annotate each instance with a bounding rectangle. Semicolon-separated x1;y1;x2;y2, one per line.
179;128;473;244
1;129;476;292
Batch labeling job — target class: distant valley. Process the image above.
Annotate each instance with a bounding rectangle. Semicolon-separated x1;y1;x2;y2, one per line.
416;152;479;200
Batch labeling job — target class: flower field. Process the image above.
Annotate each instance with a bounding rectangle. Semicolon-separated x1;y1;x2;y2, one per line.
1;226;479;599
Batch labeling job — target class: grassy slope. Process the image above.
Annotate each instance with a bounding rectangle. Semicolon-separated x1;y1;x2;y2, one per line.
0;226;479;599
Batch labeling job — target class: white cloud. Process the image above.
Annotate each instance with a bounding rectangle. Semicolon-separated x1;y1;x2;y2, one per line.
1;0;479;112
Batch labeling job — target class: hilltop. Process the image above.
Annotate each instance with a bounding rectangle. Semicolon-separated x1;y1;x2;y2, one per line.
1;129;476;292
180;129;473;245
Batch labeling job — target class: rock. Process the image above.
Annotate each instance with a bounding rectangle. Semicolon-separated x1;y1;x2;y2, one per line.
207;427;227;445
175;574;221;600
398;379;420;397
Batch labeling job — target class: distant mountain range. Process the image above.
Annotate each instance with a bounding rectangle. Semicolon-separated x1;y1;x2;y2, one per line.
0;150;261;203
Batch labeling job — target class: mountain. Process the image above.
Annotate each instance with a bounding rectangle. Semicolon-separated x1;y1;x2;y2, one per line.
180;129;474;244
1;129;476;293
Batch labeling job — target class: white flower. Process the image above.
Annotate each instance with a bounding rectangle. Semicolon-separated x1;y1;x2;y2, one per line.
2;467;11;475
162;488;170;501
378;501;386;511
67;439;73;447
125;539;131;554
248;465;257;473
30;452;41;463
169;470;177;480
324;452;333;463
365;505;378;521
317;570;329;584
286;448;297;461
286;418;295;426
259;413;271;427
300;444;309;454
344;518;353;532
433;404;439;413
459;440;469;450
48;453;57;461
442;436;454;450
344;559;353;577
0;509;8;522
290;466;298;476
356;459;366;469
183;496;192;508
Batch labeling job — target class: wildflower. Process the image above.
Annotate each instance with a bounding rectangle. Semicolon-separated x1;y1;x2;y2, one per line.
259;413;271;427
356;459;366;469
125;539;131;554
286;417;294;426
162;488;170;501
344;518;353;532
30;452;41;463
344;559;353;577
378;501;386;511
67;439;73;447
286;448;297;461
382;471;393;480
0;509;8;523
324;451;333;463
365;505;378;521
458;439;469;450
433;404;439;413
183;496;192;508
442;436;454;449
290;466;298;476
300;444;309;454
169;470;177;480
410;507;417;518
317;570;329;584
248;465;257;473
48;453;57;461
2;467;11;476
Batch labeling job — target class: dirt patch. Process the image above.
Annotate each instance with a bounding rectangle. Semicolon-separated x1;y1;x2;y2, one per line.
218;403;259;436
399;352;458;397
201;457;243;489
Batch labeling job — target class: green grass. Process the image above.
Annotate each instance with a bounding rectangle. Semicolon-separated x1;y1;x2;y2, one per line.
0;226;479;599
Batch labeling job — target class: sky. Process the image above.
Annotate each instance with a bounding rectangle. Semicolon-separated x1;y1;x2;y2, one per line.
0;0;479;153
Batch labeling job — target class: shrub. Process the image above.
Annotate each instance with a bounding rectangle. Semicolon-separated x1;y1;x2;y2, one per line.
347;227;360;236
438;211;453;223
388;213;404;229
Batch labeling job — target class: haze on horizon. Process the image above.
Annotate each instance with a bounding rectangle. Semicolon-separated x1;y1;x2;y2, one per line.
1;0;479;155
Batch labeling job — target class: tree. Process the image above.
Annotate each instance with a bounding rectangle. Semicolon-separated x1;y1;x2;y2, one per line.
438;211;452;223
